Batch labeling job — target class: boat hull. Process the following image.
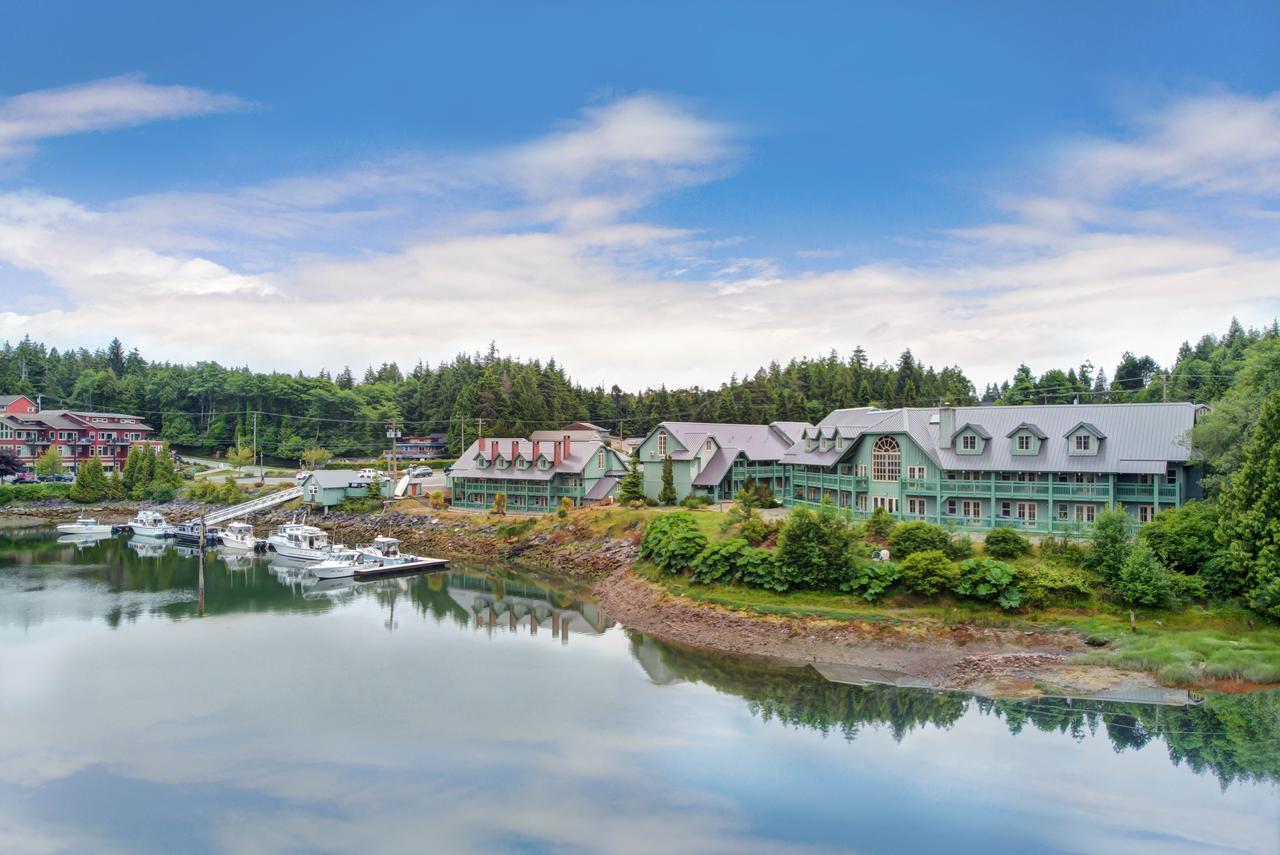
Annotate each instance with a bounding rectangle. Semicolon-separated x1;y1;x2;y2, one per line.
55;524;112;535
267;540;333;561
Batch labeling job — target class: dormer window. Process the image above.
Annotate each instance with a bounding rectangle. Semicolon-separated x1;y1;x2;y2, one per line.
961;434;977;451
1075;434;1091;452
1017;434;1032;451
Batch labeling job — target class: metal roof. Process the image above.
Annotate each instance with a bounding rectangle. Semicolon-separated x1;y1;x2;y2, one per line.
449;438;616;481
692;448;735;486
654;422;795;462
303;469;375;489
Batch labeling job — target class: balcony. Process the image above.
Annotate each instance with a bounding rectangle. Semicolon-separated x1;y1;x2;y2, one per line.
1115;483;1179;502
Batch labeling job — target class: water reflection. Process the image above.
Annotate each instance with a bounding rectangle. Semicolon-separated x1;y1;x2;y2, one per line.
1;527;1277;854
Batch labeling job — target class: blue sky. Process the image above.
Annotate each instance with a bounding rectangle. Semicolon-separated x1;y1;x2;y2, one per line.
1;1;1278;388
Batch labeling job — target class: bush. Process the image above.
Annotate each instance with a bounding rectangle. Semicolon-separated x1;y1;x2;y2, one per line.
679;495;712;509
945;534;974;560
146;483;176;503
689;539;787;591
1084;508;1132;584
776;503;868;590
983;527;1031;560
1170;572;1209;604
888;521;950;559
639;511;708;575
1139;501;1223;575
1015;562;1093;608
864;506;896;542
0;482;70;504
839;561;900;602
899;550;959;596
1039;536;1087;567
739;515;780;547
955;558;1023;609
1114;542;1176;608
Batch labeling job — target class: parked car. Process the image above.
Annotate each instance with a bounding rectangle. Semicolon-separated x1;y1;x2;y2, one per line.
295;470;310;482
13;472;36;483
357;468;390;481
39;473;75;483
410;466;434;478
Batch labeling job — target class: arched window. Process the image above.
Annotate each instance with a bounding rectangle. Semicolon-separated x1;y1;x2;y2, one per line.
871;436;900;482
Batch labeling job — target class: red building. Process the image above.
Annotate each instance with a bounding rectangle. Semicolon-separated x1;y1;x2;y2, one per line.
0;394;156;474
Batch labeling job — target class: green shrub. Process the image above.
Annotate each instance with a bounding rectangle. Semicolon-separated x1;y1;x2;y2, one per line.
0;482;71;504
639;511;708;575
776;503;867;590
1170;572;1209;604
899;550;959;596
1139;501;1221;575
955;558;1023;609
739;515;779;547
146;483;176;503
1015;562;1093;608
689;539;787;591
679;495;712;509
864;506;897;542
944;534;974;561
1114;542;1176;608
983;527;1031;560
839;561;900;602
1039;535;1087;567
1084;508;1132;584
888;521;949;559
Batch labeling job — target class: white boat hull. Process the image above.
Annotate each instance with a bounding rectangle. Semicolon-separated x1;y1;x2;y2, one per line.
56;523;112;535
267;540;332;561
310;563;358;579
130;525;171;537
219;535;257;551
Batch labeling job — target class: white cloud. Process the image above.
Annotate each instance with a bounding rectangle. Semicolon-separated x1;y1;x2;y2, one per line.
0;87;1278;389
0;74;247;160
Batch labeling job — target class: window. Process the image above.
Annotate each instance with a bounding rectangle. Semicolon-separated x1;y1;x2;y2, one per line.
1016;502;1036;521
856;494;867;510
907;465;926;480
946;499;957;515
857;463;867;477
596;449;605;469
1000;501;1012;517
961;500;980;518
871;436;900;482
907;497;924;515
872;496;898;513
1075;434;1091;452
1057;504;1069;521
961;434;977;451
705;439;714;450
1074;473;1095;484
1016;434;1032;451
657;432;667;456
1074;504;1096;523
1139;505;1154;523
1165;468;1178;485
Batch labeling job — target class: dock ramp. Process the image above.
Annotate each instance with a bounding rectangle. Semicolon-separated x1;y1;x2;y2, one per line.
188;486;304;526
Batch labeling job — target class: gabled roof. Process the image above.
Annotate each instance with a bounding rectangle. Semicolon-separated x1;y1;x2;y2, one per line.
954;422;991;440
450;438;612;481
304;469;375;489
1006;422;1048;440
650;422;794;462
1065;421;1106;439
692;448;735;486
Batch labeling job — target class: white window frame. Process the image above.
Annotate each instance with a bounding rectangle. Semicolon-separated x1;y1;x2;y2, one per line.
872;496;898;513
1074;504;1096;523
1000;501;1011;517
855;493;867;510
1017;434;1032;451
946;499;957;515
962;499;980;518
657;432;667;456
1075;434;1091;451
961;434;977;451
857;463;867;477
1139;505;1154;524
1016;502;1036;521
871;436;901;482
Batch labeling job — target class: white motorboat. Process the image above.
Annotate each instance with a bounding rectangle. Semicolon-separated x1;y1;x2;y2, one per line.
56;518;113;536
308;548;375;580
219;521;260;551
266;523;335;561
172;521;222;545
127;510;171;537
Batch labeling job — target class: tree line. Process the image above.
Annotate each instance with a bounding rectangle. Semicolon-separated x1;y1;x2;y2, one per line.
0;319;1273;462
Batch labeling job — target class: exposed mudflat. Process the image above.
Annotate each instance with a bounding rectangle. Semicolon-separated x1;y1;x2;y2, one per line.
594;567;1164;699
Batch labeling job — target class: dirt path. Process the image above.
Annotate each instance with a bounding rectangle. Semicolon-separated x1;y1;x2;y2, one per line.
594;567;1160;699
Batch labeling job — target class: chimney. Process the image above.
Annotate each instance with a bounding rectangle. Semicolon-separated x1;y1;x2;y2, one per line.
532;440;541;460
563;434;572;458
491;443;499;462
511;440;519;460
554;441;563;466
938;407;955;449
478;437;486;454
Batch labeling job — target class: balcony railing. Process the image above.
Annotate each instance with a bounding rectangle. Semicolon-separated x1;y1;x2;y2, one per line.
1115;483;1179;502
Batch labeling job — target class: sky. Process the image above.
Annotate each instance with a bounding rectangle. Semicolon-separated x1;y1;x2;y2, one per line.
0;1;1278;390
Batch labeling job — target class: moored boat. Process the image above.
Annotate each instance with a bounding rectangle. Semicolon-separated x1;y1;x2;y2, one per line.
127;510;172;537
220;521;263;551
308;548;373;579
55;518;113;536
266;522;335;561
172;521;223;546
353;535;448;577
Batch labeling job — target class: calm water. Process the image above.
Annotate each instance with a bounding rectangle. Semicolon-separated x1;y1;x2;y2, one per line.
1;528;1277;855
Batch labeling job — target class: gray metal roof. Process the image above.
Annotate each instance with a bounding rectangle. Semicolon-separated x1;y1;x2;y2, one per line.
584;475;619;501
692;448;734;486
449;437;615;481
655;422;795;462
303;469;374;489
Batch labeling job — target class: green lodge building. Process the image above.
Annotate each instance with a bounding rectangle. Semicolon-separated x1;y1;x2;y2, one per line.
635;403;1207;534
447;434;631;512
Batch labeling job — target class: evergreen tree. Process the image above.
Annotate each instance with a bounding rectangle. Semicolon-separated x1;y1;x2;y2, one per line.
69;456;108;503
1217;389;1280;618
658;455;677;505
34;446;64;478
619;451;646;504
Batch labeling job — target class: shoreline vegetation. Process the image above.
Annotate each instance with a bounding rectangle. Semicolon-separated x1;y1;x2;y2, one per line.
8;498;1278;698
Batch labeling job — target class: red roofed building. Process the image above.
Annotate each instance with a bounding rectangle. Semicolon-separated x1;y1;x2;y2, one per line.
0;394;156;474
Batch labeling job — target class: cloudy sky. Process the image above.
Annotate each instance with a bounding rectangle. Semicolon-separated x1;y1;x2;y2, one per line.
1;2;1278;389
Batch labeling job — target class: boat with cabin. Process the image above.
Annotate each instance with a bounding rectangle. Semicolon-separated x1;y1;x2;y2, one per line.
56;518;113;536
220;521;264;551
127;510;172;537
172;521;223;546
266;522;335;561
308;548;375;580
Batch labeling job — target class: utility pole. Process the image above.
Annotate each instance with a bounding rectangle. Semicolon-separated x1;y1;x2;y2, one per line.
386;418;400;480
252;410;259;485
